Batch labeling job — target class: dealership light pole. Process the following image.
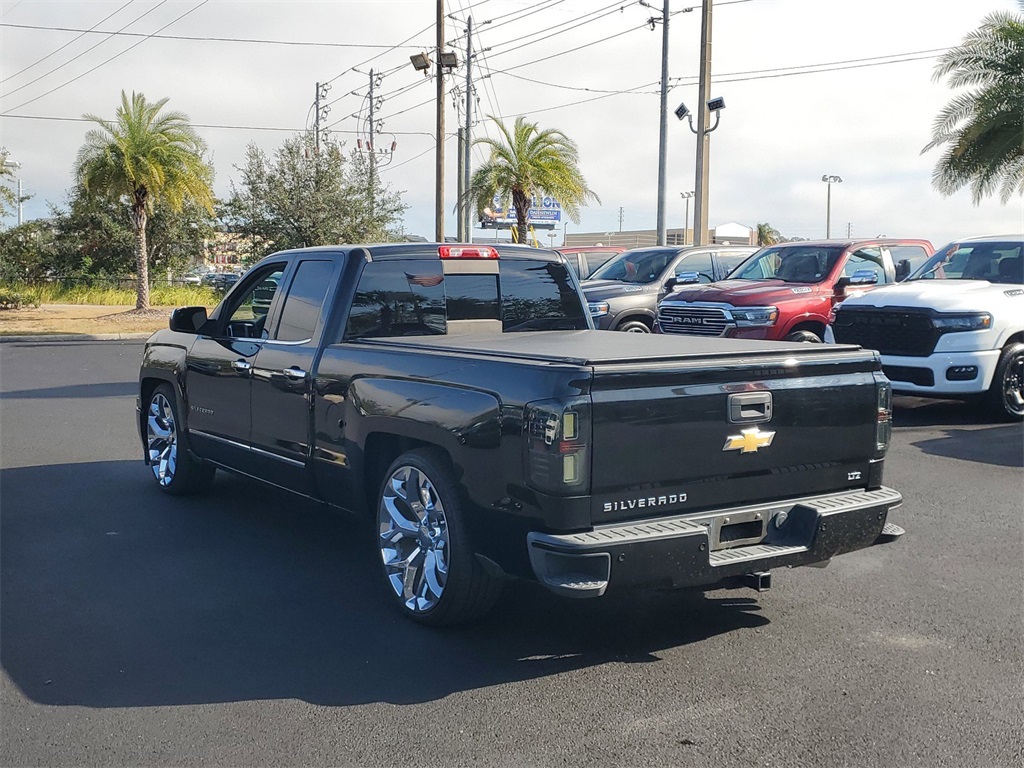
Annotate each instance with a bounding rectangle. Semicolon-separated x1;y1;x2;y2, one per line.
822;174;843;238
680;190;693;245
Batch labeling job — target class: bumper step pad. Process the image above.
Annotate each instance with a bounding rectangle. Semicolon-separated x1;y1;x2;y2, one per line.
528;487;903;598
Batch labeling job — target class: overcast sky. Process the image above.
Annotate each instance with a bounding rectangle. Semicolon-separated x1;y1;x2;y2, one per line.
1;0;1022;247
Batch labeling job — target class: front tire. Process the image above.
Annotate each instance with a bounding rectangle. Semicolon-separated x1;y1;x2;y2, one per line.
784;329;823;343
986;342;1024;421
145;383;215;495
376;448;502;625
616;319;651;333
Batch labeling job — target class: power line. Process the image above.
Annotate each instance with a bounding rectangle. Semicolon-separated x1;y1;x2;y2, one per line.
0;0;169;98
484;0;630;61
1;1;135;84
0;112;436;137
0;21;430;50
322;21;433;87
1;0;212;115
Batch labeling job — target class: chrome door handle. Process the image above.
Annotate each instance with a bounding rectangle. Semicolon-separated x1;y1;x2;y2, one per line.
282;367;307;380
231;360;252;372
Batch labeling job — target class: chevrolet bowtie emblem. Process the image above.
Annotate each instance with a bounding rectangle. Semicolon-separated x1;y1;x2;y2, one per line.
723;427;776;454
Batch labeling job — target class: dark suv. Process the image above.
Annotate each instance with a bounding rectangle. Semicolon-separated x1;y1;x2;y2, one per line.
582;245;757;332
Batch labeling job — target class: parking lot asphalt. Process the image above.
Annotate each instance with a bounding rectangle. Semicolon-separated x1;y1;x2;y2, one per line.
1;340;1021;768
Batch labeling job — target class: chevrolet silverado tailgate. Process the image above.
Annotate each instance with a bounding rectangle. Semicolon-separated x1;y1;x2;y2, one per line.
588;345;884;524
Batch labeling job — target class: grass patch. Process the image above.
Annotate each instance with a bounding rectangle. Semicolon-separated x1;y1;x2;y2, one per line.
1;282;218;307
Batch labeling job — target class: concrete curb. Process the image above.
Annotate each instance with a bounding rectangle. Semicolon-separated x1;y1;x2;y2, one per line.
0;333;151;344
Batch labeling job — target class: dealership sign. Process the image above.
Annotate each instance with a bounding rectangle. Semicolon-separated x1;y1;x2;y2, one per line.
480;195;561;229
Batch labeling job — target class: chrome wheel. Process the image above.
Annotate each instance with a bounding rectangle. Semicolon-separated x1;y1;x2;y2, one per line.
378;464;449;613
1002;350;1024;417
147;393;177;486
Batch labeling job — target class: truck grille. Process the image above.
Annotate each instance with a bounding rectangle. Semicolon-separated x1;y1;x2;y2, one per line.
658;305;731;336
833;308;940;357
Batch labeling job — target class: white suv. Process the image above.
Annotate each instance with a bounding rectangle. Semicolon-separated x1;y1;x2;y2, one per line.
827;235;1023;420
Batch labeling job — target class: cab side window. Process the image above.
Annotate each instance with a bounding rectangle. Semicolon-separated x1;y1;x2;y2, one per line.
223;265;285;339
273;260;336;342
844;248;890;284
674;252;715;282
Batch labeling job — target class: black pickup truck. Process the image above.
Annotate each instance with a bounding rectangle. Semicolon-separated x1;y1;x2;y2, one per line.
138;243;904;625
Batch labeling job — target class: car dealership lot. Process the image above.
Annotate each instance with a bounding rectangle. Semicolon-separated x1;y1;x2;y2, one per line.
1;341;1021;768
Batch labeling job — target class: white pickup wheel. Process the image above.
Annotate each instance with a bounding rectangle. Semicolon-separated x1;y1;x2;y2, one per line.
988;342;1024;421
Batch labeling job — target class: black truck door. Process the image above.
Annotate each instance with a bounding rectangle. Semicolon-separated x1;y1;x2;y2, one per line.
249;257;340;493
185;262;287;468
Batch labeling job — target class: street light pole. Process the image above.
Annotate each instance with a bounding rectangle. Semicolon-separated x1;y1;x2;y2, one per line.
680;191;693;245
435;0;445;243
692;0;713;246
821;174;843;238
655;0;670;246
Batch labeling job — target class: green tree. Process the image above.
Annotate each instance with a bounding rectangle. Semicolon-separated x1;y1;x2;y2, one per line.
756;222;782;246
223;133;405;261
51;188;213;278
0;148;20;225
0;220;57;281
75;91;214;309
464;116;598;245
923;2;1024;204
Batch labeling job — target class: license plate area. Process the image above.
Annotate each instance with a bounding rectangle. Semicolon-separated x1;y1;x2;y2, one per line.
689;508;768;551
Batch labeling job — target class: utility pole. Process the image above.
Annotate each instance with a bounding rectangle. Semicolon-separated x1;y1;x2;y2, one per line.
463;15;474;243
368;70;376;162
457;128;466;240
618;206;625;232
692;0;712;246
655;0;670;246
368;69;377;216
435;0;445;242
314;82;321;153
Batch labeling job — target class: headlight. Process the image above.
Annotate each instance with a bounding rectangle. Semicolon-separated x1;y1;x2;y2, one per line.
931;313;992;331
588;301;610;318
731;305;779;327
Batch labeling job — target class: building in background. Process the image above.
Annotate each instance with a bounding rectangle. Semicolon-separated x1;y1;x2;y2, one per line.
564;222;754;249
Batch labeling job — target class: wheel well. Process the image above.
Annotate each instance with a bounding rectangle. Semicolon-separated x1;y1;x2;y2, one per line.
363;432;450;513
139;377;163;429
1005;331;1024;347
787;320;826;338
615;315;652;330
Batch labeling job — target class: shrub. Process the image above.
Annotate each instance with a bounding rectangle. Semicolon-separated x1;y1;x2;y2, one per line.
0;289;40;310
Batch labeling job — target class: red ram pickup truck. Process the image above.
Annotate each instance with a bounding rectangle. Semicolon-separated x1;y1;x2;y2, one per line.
655;238;933;342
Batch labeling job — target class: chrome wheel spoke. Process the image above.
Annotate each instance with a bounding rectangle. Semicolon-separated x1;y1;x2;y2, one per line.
147;393;178;486
378;461;451;613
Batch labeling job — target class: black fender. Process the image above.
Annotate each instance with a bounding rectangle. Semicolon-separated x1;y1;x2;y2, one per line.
344;376;504;512
137;337;192;463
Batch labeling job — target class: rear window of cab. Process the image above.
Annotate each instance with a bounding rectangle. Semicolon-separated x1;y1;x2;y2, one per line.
343;259;589;340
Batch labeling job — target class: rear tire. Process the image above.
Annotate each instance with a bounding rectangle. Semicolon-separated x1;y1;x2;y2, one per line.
145;383;215;495
375;448;502;625
986;342;1024;421
616;319;651;333
784;329;823;343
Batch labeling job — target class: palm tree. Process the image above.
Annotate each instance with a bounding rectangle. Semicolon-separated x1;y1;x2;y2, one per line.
464;116;598;245
923;3;1024;204
76;91;214;309
756;222;782;246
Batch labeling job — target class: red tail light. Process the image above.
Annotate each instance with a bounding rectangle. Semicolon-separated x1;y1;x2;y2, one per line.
439;245;500;259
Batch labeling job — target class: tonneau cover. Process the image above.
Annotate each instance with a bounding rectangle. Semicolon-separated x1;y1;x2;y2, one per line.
357;330;868;366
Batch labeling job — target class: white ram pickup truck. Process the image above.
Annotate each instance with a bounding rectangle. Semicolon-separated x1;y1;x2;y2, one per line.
827;235;1023;420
